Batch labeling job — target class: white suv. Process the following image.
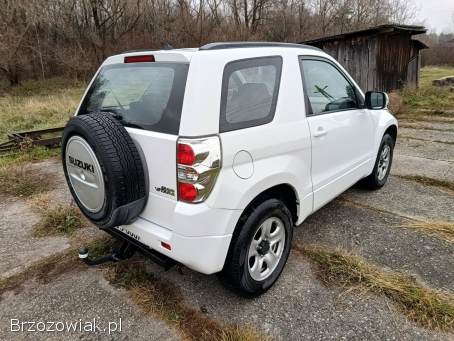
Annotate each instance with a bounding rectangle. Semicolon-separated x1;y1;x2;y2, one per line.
62;42;397;296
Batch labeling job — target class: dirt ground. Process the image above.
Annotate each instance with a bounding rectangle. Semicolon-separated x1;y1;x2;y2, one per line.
0;117;453;340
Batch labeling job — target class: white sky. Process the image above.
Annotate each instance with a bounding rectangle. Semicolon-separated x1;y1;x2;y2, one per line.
412;0;454;33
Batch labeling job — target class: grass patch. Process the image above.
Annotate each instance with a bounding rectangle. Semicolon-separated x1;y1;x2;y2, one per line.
0;77;85;142
32;203;87;237
107;261;266;341
399;66;454;115
0;236;112;294
396;221;454;243
419;66;454;88
395;175;454;193
299;246;454;332
0;146;60;167
0;164;52;197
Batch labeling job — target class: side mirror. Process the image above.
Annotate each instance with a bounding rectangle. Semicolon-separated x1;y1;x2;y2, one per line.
365;91;389;110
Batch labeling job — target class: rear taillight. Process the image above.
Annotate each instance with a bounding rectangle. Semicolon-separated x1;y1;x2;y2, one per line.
177;143;195;165
177;136;221;203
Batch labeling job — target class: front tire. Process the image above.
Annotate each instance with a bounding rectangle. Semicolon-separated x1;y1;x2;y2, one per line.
362;133;395;189
220;199;293;297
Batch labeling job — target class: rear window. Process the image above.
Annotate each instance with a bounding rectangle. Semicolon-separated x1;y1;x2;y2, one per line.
78;62;189;135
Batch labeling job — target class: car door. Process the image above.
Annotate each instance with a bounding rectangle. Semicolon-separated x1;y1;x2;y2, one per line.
299;56;375;211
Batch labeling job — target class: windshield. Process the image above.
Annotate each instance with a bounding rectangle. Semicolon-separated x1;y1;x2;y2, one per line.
78;62;189;135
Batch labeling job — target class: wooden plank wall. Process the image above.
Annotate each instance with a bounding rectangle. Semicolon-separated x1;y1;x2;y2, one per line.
313;32;420;92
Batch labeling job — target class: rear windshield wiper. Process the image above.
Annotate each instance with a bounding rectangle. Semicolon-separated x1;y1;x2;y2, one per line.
103;111;144;130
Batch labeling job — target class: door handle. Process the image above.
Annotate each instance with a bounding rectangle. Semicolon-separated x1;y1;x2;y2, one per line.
313;127;328;137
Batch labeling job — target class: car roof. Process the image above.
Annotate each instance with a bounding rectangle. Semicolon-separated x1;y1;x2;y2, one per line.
104;42;326;65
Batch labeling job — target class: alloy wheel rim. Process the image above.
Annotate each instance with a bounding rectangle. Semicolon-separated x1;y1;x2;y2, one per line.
377;144;391;181
247;217;286;281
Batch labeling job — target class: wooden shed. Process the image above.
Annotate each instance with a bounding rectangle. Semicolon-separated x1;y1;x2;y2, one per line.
302;24;427;92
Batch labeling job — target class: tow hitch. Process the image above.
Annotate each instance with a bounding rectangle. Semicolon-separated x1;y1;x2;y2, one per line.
78;241;135;266
78;231;176;270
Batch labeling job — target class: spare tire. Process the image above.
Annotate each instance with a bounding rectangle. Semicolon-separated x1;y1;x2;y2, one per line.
61;112;147;229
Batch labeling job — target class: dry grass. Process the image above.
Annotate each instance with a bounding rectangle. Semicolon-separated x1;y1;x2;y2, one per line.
399;67;454;115
395;175;454;193
0;77;85;143
107;261;266;341
340;198;454;243
396;221;454;243
298;246;454;332
0;236;112;294
0;164;52;197
32;203;87;237
0;146;60;167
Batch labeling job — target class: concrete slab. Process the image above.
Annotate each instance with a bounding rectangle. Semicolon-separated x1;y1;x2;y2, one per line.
343;176;454;222
145;256;449;341
296;199;454;291
0;195;70;279
0;269;180;340
399;121;454;132
399;127;454;143
395;138;454;162
393;154;454;183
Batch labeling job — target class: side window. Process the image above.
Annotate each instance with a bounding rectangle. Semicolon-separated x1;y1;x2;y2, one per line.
220;56;282;132
301;59;358;115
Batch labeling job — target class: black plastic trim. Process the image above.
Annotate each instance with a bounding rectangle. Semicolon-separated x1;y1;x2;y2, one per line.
105;227;176;270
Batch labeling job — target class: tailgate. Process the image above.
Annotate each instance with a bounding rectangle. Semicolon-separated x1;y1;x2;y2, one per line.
127;128;178;229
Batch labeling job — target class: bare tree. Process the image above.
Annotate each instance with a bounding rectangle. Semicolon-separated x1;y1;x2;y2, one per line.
0;0;421;85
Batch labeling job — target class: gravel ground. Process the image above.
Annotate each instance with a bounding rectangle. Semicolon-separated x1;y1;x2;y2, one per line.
0;120;453;340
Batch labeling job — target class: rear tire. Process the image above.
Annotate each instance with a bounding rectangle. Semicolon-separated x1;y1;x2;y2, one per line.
220;198;293;297
361;133;394;189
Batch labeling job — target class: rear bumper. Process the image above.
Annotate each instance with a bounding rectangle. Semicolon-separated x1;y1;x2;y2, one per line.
114;216;234;274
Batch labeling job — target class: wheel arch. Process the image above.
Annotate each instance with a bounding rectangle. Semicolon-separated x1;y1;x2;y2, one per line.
236;183;299;228
384;124;397;144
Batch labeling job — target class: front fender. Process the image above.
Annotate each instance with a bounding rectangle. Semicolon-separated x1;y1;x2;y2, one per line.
372;109;398;154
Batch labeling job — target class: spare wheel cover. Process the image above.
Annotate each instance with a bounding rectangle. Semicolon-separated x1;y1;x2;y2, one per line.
65;135;105;213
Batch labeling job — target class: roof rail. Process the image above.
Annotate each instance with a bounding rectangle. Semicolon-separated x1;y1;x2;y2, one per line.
199;42;321;51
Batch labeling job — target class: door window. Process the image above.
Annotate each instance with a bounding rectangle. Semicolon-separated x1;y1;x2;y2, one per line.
301;59;358;115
